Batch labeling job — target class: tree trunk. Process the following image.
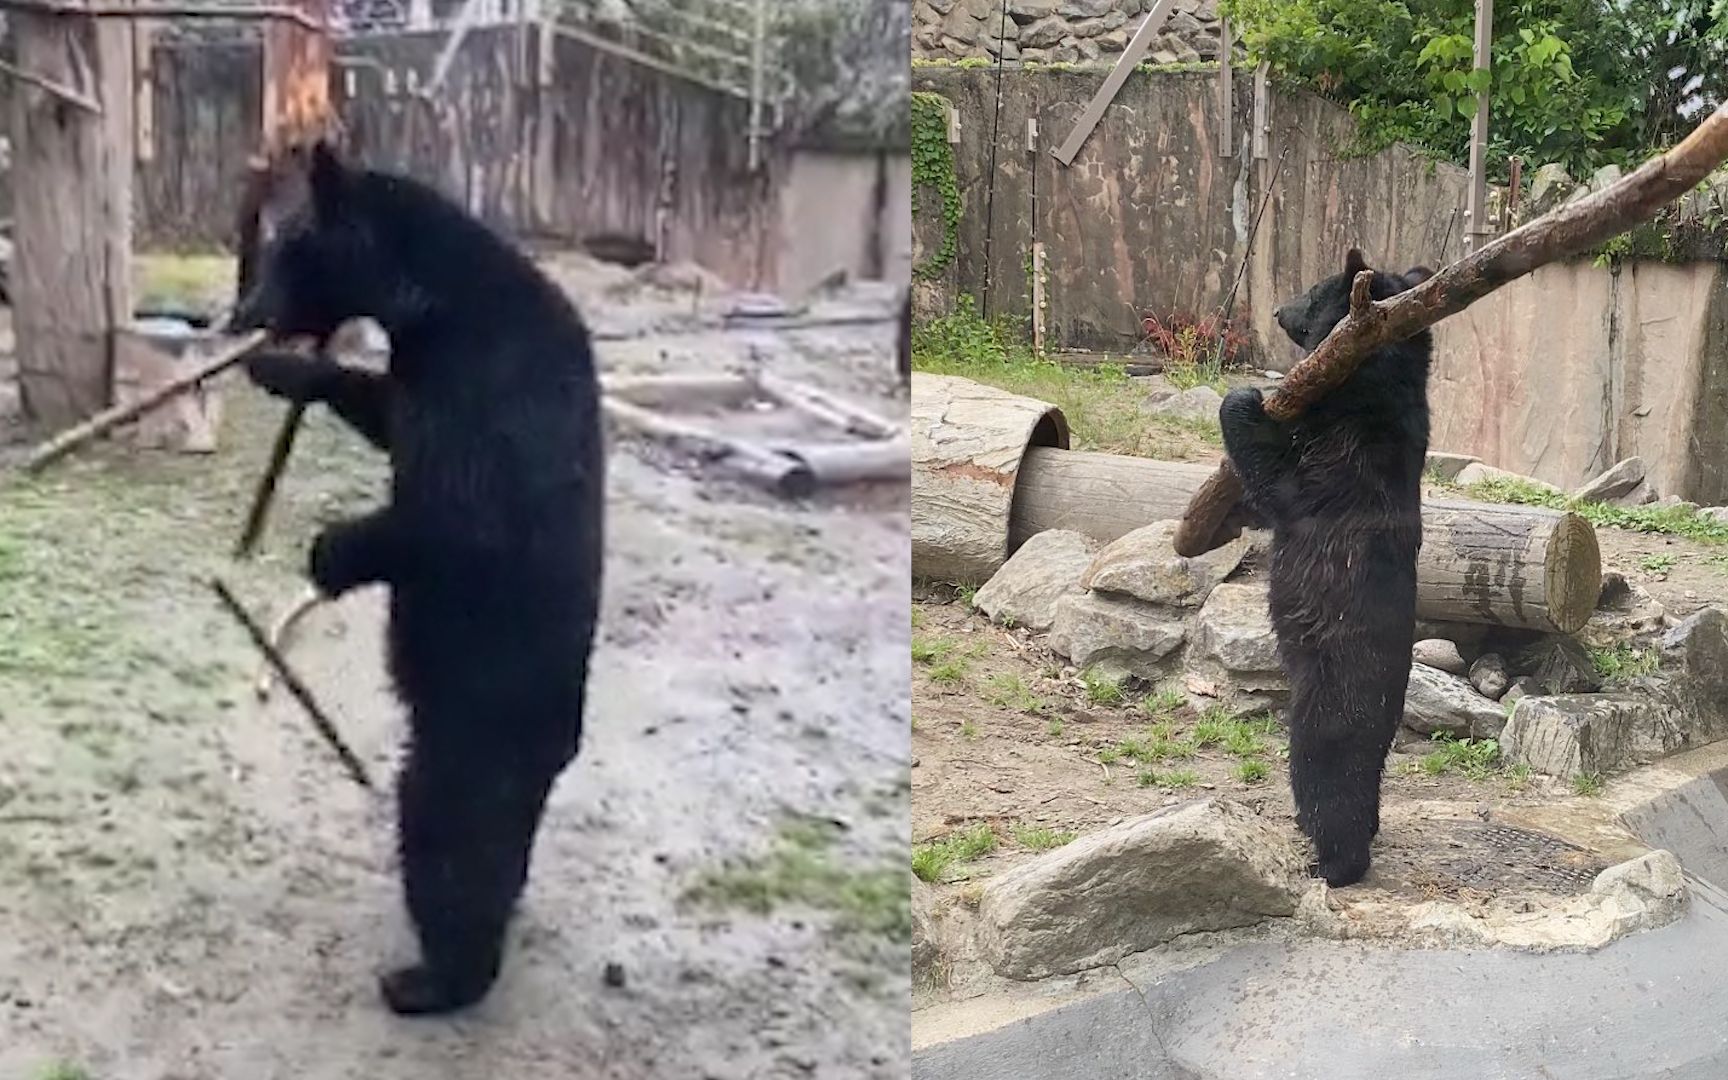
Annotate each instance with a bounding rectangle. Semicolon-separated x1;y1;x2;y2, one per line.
10;8;135;429
1006;447;1601;633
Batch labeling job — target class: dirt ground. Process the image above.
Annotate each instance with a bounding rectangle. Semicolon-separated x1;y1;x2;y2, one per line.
0;257;910;1079
910;468;1728;919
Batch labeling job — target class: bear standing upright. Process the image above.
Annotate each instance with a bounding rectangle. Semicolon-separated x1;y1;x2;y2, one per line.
230;143;603;1015
1218;249;1432;888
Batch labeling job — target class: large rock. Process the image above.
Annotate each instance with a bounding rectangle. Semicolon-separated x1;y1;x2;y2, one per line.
1018;14;1068;46
1526;163;1576;216
1501;694;1683;778
912;873;943;986
974;530;1099;631
1615;482;1660;507
1403;664;1508;739
1412;638;1468;675
1080;519;1251;608
977;799;1306;979
1424;450;1480;481
1577;572;1667;650
1141;385;1224;423
1454;462;1560;493
1501;676;1542;708
1515;637;1601;695
1574;457;1645;502
1657;607;1728;738
1191;582;1281;674
1048;591;1186;680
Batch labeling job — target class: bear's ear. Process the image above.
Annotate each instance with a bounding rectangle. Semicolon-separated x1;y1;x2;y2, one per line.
1344;248;1370;277
307;140;351;219
1403;265;1434;286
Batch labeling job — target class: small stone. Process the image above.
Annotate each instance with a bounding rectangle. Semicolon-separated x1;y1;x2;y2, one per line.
1412;638;1468;675
1403;664;1507;739
1515;637;1601;694
1526;163;1576;215
1191;582;1281;675
603;962;627;989
1469;653;1511;700
1615;482;1660;507
1018;13;1067;46
1501;694;1682;778
1048;592;1186;681
1700;507;1728;525
1502;676;1542;707
1574;457;1646;502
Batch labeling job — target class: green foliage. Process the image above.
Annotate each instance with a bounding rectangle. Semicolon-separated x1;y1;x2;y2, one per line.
1414;732;1502;780
1591;643;1660;686
912;823;999;882
912;92;962;280
1457;474;1728;544
1224;0;1727;182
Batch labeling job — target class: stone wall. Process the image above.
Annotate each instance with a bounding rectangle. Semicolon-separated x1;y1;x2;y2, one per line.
914;0;1226;65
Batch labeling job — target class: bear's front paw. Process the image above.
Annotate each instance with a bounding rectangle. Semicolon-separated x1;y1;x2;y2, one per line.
308;522;369;598
1219;386;1267;425
245;350;332;404
380;963;493;1017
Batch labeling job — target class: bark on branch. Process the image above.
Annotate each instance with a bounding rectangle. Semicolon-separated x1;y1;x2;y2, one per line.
1172;100;1728;558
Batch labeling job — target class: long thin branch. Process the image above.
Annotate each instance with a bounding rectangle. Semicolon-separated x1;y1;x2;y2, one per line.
0;57;100;113
1172;100;1728;558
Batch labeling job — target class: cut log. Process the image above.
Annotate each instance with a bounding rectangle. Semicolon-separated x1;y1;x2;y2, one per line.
911;373;1070;583
1004;447;1601;633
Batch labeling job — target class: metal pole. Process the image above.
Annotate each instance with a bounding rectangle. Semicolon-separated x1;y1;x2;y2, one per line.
747;0;765;171
1464;0;1492;254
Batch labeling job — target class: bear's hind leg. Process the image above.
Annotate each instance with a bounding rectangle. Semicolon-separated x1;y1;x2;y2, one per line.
385;738;559;1016
1286;649;1393;888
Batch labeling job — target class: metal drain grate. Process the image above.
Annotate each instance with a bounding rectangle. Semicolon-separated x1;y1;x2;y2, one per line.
1432;821;1608;895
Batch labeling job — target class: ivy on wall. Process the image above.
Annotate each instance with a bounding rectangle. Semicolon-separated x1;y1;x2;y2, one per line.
912;91;962;281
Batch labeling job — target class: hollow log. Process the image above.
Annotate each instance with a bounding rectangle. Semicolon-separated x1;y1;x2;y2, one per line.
1005;447;1601;633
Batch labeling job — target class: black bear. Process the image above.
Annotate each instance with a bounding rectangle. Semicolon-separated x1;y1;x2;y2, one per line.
229;142;604;1015
1218;249;1433;888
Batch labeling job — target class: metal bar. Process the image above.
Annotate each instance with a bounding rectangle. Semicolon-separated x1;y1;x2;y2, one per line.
747;0;764;169
1217;16;1232;158
1050;0;1178;166
1464;0;1491;253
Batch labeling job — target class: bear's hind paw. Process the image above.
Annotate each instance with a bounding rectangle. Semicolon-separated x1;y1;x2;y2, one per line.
380;963;494;1017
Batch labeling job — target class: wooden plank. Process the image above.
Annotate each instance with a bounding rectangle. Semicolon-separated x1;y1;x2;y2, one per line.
1031;241;1045;352
1464;0;1492;253
1251;61;1268;161
1051;0;1178;167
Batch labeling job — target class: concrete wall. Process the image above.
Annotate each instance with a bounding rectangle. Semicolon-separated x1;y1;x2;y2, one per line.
778;149;914;300
1432;262;1728;505
913;65;1728;503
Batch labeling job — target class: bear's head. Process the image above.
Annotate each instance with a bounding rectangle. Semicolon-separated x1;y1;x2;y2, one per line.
1273;249;1433;353
228;141;387;346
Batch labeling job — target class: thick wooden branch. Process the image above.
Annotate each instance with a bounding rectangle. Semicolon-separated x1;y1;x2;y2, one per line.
0;57;100;113
1173;100;1728;557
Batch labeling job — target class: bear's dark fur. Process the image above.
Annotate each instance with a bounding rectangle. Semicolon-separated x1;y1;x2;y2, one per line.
1218;248;1433;888
230;143;603;1015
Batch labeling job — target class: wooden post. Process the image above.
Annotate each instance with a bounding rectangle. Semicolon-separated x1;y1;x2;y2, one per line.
1217;16;1233;158
1506;154;1523;231
9;3;137;428
1050;0;1179;166
1464;0;1492;254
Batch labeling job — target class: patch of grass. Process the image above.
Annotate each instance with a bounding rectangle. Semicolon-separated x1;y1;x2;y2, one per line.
1572;772;1605;797
1140;686;1187;720
910;607;926;629
1116;723;1197;765
1191;709;1281;758
1097;746;1123;765
985;673;1047;714
1413;733;1502;780
912;301;1222;460
1081;667;1128;705
1505;763;1533;792
1234;759;1270;783
927;659;969;685
686;818;909;942
1138;767;1201;789
1639;553;1678;575
1046;718;1065;738
911;824;999;883
1591;643;1660;686
1013;825;1077;851
911;634;953;664
957;583;979;608
959;719;980;739
1463;475;1728;545
35;1066;92;1080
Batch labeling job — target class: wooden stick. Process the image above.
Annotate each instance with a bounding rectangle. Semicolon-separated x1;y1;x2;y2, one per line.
601;394;816;498
0;57;100;113
209;577;373;790
19;329;267;475
752;372;901;439
235;400;305;558
1172;101;1728;557
253;584;324;700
